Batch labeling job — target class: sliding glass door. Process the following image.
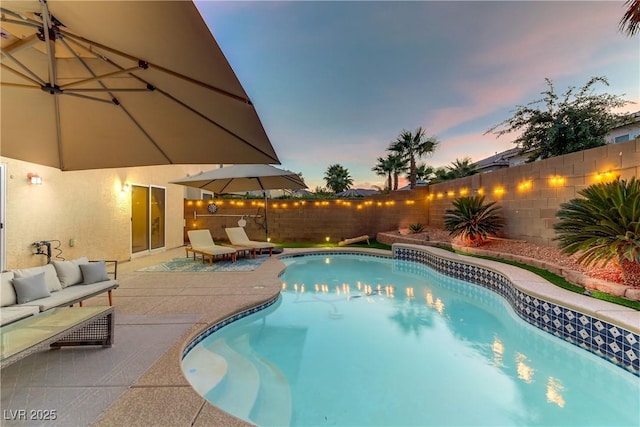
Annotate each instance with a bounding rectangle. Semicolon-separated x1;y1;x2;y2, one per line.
131;185;165;254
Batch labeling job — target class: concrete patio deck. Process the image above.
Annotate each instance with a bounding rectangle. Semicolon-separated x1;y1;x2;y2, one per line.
2;247;281;427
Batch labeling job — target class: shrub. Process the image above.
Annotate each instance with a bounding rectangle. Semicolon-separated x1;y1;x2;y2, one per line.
554;177;640;287
444;195;504;246
408;223;424;234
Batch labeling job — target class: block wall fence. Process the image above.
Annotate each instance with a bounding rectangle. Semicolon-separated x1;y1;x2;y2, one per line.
183;139;639;247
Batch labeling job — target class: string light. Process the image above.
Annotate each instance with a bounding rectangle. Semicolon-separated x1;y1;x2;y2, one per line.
517;180;532;191
549;176;565;186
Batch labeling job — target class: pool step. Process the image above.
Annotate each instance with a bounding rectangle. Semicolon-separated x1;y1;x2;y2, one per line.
181;343;228;397
231;334;293;426
203;338;260;420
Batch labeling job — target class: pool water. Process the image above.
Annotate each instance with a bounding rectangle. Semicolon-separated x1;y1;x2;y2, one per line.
182;254;640;426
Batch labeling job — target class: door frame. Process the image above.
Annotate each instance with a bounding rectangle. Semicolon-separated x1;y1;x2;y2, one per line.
130;183;167;258
0;163;6;271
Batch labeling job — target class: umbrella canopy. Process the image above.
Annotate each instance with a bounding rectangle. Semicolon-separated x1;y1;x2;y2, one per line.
171;164;307;239
0;0;279;170
171;164;306;194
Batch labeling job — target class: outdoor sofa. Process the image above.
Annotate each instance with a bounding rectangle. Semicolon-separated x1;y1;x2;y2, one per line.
0;257;118;326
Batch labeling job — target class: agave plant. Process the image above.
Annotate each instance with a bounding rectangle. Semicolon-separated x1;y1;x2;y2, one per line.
554;177;640;287
444;195;505;246
408;223;424;234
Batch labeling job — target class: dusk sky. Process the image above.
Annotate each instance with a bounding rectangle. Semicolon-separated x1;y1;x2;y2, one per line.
195;1;639;190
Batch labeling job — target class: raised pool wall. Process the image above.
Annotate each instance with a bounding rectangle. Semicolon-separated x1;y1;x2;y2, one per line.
184;139;638;247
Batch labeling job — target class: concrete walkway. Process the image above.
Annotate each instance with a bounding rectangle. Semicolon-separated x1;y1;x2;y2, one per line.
2;247;283;427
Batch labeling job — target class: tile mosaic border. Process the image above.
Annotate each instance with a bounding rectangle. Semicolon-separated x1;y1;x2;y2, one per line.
393;245;639;376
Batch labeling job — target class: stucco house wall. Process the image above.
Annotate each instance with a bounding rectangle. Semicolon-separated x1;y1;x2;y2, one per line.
1;157;214;269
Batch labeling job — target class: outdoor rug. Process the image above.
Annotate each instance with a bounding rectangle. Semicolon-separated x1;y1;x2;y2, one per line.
136;255;268;272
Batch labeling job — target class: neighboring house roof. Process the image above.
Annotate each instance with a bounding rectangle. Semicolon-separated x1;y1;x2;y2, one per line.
336;188;379;197
473;147;523;173
398;180;428;191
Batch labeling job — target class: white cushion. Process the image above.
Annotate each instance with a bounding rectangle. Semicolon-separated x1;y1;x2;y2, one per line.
0;306;40;326
53;257;89;287
27;280;117;311
12;264;62;293
1;271;17;307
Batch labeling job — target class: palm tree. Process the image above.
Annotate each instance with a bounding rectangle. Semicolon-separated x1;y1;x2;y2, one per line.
372;156;393;192
447;157;478;179
373;154;407;191
553;177;640;287
388;127;438;189
620;0;640;36
409;163;436;185
444;195;505;246
388;153;407;190
323;164;354;193
430;166;453;183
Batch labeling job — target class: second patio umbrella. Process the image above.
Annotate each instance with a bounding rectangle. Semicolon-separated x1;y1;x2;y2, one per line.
171;164;307;238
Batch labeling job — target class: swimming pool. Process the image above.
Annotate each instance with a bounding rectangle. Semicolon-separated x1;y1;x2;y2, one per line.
182;251;640;426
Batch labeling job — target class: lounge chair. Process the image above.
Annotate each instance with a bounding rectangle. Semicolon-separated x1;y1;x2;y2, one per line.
225;227;274;257
186;230;237;264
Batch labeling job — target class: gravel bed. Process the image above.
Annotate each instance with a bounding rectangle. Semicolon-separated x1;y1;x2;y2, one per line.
398;227;623;284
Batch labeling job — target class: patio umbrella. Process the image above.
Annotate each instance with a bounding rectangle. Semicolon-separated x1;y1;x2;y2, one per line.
0;0;279;170
171;164;307;238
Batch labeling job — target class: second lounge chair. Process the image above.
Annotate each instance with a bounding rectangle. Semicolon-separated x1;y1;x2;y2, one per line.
225;227;275;257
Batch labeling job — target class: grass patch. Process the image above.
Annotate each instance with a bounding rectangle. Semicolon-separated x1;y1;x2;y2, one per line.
456;251;640;311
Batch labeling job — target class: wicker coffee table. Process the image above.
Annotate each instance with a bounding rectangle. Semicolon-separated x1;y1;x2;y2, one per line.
1;306;114;368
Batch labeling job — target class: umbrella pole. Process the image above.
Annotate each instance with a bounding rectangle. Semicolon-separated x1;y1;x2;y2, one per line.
263;191;269;240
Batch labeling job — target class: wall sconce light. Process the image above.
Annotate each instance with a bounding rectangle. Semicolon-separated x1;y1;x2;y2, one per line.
494;187;505;196
121;183;131;193
27;173;42;184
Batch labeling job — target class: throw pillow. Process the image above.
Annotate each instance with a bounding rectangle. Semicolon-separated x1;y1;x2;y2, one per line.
52;257;89;287
80;261;109;285
53;261;81;287
12;272;51;304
